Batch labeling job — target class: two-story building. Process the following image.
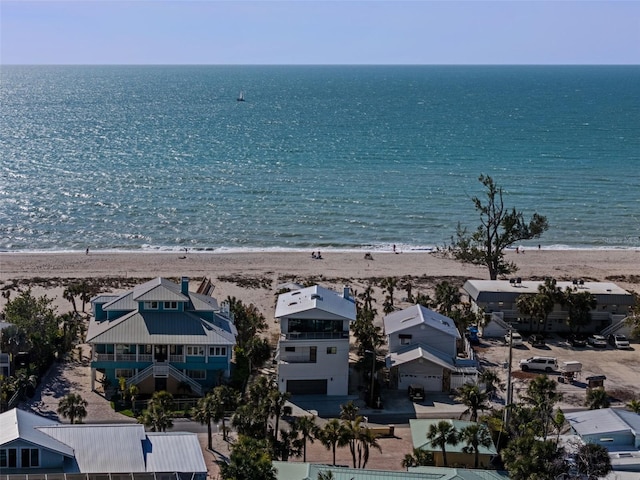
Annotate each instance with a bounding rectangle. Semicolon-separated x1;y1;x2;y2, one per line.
463;279;635;336
275;285;356;396
86;276;236;396
0;408;206;477
384;305;477;393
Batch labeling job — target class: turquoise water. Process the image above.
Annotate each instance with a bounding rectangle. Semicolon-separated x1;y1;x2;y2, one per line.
1;65;639;252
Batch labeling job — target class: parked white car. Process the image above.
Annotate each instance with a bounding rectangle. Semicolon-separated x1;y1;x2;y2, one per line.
588;334;607;348
608;334;630;349
504;331;523;346
519;356;558;372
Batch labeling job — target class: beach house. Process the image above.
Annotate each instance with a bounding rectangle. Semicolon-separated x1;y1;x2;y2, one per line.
86;277;236;396
409;419;498;468
275;285;356;396
565;408;640;472
0;408;206;476
384;305;477;393
463;279;635;336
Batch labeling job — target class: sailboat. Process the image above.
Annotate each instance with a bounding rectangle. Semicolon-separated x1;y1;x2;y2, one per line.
237;90;245;102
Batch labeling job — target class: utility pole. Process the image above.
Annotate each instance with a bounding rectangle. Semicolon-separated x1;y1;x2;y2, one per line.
504;328;514;427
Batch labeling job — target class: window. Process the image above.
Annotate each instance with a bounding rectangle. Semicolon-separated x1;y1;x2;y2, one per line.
170;345;183;355
326;347;337;354
115;369;134;379
186;370;206;380
285;346;296;352
144;301;158;309
209;346;227;357
186;346;205;356
163;301;178;309
21;448;39;468
1;448;17;468
399;334;412;345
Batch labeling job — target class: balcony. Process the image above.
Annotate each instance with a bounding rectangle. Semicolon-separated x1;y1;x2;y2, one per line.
279;354;318;364
93;353;153;362
281;331;349;341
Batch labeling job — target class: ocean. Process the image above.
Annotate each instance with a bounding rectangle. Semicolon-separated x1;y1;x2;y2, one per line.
1;65;639;253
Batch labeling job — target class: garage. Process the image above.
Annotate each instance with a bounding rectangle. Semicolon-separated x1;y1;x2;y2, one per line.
399;374;442;392
286;379;328;395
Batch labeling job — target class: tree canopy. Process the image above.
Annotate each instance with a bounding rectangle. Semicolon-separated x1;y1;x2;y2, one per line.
450;175;549;279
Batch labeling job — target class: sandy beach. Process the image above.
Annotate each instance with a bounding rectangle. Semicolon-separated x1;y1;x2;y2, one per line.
1;250;639;318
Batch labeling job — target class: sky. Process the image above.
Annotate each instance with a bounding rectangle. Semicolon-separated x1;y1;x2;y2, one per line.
1;1;639;65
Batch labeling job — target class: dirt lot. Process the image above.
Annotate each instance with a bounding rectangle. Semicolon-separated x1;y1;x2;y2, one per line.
473;333;640;411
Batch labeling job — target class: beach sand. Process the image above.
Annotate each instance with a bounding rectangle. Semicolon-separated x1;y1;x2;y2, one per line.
1;249;639;318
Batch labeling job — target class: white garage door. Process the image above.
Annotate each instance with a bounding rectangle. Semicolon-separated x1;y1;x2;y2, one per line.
399;374;442;392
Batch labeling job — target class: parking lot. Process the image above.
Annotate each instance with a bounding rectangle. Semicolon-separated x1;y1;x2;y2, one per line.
474;333;640;411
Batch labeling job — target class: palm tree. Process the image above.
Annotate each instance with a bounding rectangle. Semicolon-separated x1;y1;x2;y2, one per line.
522;374;563;440
357;426;382;469
435;281;461;316
214;385;240;441
268;389;290;443
342;416;363;468
294;415;319;462
339;400;359;421
455;383;489;422
191;393;222;450
380;277;398;314
138;390;174;432
57;393;88;424
626;398;640;414
585;387;610;410
479;369;503;401
459;423;493;468
426;420;459;467
401;448;434;469
319;418;349;465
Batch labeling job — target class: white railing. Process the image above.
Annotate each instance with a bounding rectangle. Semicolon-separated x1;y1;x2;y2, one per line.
279;355;316;364
169;354;184;362
166;364;203;396
94;353;153;362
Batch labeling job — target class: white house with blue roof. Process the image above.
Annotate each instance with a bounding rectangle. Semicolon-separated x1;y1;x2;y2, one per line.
384;305;477;393
87;276;236;396
275;285;356;396
0;408;206;477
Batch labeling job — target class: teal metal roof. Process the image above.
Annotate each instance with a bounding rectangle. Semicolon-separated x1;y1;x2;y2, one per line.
410;419;498;455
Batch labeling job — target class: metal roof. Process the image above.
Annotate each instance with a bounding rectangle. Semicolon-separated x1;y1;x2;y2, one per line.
133;278;189;303
38;424;147;473
410;419;498;455
273;461;508;480
86;311;235;345
275;285;356;321
384;305;460;338
103;291;138;311
565;408;640;437
0;408;74;457
386;343;456;371
464;280;634;305
145;432;207;473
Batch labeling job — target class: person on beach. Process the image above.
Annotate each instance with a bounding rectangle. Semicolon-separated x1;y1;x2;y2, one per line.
85;247;89;255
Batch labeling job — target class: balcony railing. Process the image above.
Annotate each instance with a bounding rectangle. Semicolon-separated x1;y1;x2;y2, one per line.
93;353;153;362
281;331;349;341
279;355;317;364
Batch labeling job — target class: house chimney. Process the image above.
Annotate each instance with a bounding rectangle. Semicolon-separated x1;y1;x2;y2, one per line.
181;277;189;295
343;285;350;300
